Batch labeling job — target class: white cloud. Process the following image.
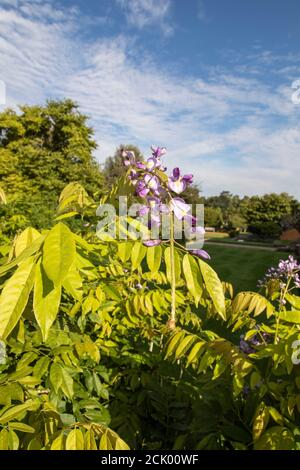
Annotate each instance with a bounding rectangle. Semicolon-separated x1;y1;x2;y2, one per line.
116;0;173;35
0;1;299;199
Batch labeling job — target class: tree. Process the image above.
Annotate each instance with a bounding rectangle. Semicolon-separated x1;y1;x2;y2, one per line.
204;191;243;229
0;100;105;233
204;206;223;228
103;144;143;187
244;193;298;226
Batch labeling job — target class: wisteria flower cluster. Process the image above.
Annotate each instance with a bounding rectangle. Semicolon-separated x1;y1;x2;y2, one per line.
258;255;300;290
239;332;271;355
121;146;210;260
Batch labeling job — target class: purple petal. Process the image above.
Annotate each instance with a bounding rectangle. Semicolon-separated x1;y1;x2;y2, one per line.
136;181;149;198
182;174;193;184
168;178;186;194
190;249;211;260
151;146;166;158
171;198;191;220
192;226;205;235
136;161;146;169
146;157;158;170
144;174;160;191
184;214;197;226
138;205;149;216
143;239;162;247
172;167;180;180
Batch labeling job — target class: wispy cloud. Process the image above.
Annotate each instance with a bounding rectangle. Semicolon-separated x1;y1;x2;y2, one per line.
0;1;299;198
116;0;173;35
197;0;207;22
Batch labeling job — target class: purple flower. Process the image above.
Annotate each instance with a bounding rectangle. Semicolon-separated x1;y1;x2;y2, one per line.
136;180;149;198
143;239;162;247
146;157;160;171
259;255;300;290
136;161;146;169
168;168;194;194
190;249;211;260
151;146;166;158
239;336;255;354
170;197;191;220
144;173;160;191
138;205;149;216
122;150;135;167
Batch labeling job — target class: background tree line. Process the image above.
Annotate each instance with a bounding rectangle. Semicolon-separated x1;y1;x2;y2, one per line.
0;99;299;240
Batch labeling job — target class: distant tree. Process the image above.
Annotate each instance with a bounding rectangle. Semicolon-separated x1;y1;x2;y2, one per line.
204;207;223;228
0;99;105;233
204;191;242;229
103;144;143;187
244;193;298;226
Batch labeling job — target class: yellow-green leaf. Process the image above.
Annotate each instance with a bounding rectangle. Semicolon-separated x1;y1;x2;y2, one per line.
198;259;226;320
131;242;146;270
13;227;41;258
84;429;97;450
42;223;76;285
146;245;162;273
0;401;36;424
182;254;202;303
66;429;84;450
33;261;61;341
0;257;36;340
8;422;35;433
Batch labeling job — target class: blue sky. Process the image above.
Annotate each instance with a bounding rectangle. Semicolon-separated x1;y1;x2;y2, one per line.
0;0;300;197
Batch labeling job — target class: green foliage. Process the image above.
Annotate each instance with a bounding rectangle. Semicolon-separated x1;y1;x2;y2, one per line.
0;182;300;451
0;100;105;236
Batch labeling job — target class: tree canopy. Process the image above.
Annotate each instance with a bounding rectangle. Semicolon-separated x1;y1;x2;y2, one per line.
0;100;105;233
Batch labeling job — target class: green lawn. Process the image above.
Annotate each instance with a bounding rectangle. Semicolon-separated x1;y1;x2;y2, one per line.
205;244;288;293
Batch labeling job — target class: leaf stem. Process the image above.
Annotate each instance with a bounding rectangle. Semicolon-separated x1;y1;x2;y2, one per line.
168;213;176;330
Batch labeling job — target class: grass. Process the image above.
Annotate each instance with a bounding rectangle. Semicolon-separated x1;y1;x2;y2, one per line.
205;232;229;239
206;244;289;293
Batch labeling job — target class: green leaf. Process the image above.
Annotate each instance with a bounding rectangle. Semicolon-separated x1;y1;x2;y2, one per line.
164;247;181;284
0;234;45;277
198;259;226;320
186;341;205;366
252;403;269;441
13;227;41;258
42;223;76;285
8;422;35;433
99;431;113;450
84;429;97;450
182;254;203;303
33;357;50;378
60;367;74;399
0;401;36;424
285;293;300;310
278;310;300;324
175;334;195;359
146;245;162;273
8;430;19;450
50;363;63;393
0;429;9;449
118;242;132;263
0;257;36;340
50;433;65;450
33;261;62;340
115;437;130;450
62;262;83;301
254;426;295;450
66;429;84;450
131;242;146;270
